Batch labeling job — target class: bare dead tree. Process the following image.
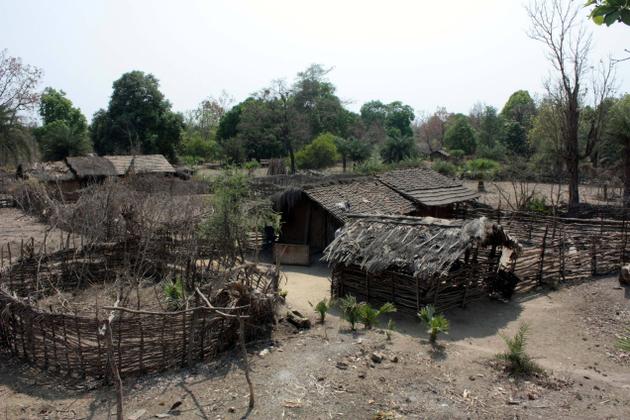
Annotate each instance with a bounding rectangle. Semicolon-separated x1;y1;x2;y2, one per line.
0;49;42;124
527;0;592;210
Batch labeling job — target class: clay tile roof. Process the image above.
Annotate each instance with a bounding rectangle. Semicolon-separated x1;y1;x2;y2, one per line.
378;168;478;206
65;156;117;178
304;178;416;223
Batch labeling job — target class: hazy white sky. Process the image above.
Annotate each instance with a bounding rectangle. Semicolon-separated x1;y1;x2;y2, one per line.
1;0;628;120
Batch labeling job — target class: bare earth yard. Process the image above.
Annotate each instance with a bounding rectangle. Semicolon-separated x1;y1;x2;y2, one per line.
1;257;629;419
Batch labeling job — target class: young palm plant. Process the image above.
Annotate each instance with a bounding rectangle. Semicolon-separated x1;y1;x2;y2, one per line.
163;278;185;310
309;298;332;324
337;295;362;331
359;302;397;329
617;328;630;352
418;305;449;344
496;323;542;376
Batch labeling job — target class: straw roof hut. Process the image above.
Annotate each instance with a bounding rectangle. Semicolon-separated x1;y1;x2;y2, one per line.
323;214;520;313
65;156;117;179
103;154;175;176
19;161;76;183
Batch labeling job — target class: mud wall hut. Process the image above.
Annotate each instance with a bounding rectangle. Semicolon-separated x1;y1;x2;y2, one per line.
377;167;478;218
323;215;520;314
273;178;418;263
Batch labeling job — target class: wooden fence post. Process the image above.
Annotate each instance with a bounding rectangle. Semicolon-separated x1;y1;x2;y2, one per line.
538;226;549;287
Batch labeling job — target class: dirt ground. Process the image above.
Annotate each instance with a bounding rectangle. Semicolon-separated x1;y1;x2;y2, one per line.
1;259;629;420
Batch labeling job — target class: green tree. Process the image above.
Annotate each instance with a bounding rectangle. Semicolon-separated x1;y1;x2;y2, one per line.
295;132;339;169
586;0;630;26
334;136;372;172
36;88;91;161
380;130;417;163
0;106;37;166
91;71;183;161
501;90;537;130
501;120;528;156
360;100;415;138
607;94;630;205
444;115;476;155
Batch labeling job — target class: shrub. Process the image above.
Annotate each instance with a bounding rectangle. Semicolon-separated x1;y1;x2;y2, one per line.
359;302;397;329
448;149;466;161
463;158;501;180
338;295;362;331
164;278;185;310
295;133;339;169
496;323;543;376
179;132;221;163
244;159;260;175
354;157;385;175
525;195;550;214
310;298;331;323
432;160;459;177
418;305;449;343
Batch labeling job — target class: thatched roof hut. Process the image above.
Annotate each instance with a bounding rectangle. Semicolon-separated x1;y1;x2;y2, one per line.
19;161;76;182
378;167;478;209
323;214;520;313
103;155;175;176
66;156;117;178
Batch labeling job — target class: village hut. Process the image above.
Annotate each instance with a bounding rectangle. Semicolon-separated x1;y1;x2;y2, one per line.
103;154;175;176
273;178;417;264
323;214;520;314
65;156;117;184
378;167;478;218
430;149;451;161
17;161;79;191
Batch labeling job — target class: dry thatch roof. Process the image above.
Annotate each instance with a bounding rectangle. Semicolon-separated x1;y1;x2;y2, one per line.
66;156;117;178
378;167;478;206
323;215;519;278
21;161;76;182
103;155;175;175
304;178;417;223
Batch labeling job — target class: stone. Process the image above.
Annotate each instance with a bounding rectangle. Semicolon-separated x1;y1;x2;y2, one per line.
619;265;630;286
286;310;311;329
371;352;384;363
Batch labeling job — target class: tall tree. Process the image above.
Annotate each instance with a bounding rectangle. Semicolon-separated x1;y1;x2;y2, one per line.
527;0;592;209
91;71;183;161
444;114;477;155
36;88;91;160
360;100;415;138
415;107;450;153
0;50;41;165
607;94;630;205
586;0;630;26
501;90;537;130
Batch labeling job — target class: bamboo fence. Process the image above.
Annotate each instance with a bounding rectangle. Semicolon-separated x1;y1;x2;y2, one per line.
0;238;275;380
457;207;630;292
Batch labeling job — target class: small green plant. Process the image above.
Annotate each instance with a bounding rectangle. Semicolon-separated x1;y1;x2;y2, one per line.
309;298;332;323
418;305;449;344
496;323;543;376
278;289;288;299
386;319;396;341
359;302;397;329
338;295;362;331
244;159;260;175
354;157;385;175
617;329;630;352
163;278;185;310
525;195;550;215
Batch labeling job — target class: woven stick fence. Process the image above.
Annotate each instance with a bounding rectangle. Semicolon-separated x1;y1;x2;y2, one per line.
457;207;630;292
0;238;276;380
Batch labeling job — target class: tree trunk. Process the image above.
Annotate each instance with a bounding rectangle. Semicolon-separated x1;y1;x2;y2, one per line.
342;156;347;173
565;99;581;210
288;145;296;175
624;139;630;207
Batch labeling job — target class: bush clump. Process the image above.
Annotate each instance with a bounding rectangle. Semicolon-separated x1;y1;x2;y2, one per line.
496;323;543;376
418;305;449;344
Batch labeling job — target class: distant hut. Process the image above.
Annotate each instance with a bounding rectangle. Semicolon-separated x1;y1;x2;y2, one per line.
430;149;451;161
273;178;417;264
65;156;117;185
378;167;478;218
104;154;175;177
17;160;78;189
323;215;521;314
